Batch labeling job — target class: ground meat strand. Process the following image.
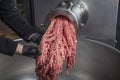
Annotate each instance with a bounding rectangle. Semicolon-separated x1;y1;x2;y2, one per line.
35;16;77;80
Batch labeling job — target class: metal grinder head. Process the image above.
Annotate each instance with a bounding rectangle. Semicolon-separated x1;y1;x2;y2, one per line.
45;0;89;31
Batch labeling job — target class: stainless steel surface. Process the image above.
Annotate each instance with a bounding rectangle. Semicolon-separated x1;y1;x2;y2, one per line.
45;1;89;31
78;0;118;46
33;0;118;46
0;38;120;80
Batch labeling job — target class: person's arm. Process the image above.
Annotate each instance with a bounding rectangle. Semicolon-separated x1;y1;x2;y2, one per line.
0;36;18;56
0;0;41;41
0;36;41;58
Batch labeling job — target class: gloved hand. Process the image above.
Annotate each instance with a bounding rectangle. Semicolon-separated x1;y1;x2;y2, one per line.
27;33;42;45
22;45;41;58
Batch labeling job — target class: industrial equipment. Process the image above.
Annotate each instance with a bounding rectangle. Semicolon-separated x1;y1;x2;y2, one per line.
0;0;120;80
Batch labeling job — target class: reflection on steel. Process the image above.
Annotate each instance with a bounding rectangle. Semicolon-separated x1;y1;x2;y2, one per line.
13;38;23;41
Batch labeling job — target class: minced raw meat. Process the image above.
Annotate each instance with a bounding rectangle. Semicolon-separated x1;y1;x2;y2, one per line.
35;15;77;80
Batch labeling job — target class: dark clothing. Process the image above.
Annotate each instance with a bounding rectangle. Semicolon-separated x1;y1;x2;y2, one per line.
0;0;36;40
0;0;37;56
0;36;18;56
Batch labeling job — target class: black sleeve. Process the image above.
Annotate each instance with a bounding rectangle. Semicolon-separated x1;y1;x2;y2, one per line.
0;0;36;41
0;36;18;56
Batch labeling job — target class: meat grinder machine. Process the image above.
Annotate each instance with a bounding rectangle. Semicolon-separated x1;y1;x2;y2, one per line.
0;0;120;80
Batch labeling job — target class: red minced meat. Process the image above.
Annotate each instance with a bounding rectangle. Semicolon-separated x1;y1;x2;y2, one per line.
35;15;77;80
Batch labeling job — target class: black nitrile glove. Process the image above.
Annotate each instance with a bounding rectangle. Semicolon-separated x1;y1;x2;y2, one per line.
28;33;42;45
22;45;41;58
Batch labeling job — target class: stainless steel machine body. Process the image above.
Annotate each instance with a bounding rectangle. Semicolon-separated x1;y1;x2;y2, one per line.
34;0;118;46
